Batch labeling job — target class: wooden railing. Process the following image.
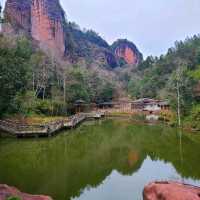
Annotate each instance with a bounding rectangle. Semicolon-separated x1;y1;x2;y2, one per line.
0;120;48;135
0;111;105;138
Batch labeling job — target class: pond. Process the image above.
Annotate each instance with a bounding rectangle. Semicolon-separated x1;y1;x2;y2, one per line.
0;119;200;200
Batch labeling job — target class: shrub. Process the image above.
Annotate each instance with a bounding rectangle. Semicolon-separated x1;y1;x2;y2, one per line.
7;196;21;200
131;114;146;121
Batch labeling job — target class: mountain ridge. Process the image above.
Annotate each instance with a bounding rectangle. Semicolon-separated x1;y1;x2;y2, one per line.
2;0;143;69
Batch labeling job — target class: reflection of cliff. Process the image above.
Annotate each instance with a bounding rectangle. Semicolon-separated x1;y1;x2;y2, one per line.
0;146;145;200
0;120;200;200
0;120;146;200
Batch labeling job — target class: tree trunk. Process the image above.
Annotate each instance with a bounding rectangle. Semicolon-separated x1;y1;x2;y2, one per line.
63;74;66;104
43;87;46;100
32;73;35;91
177;81;181;127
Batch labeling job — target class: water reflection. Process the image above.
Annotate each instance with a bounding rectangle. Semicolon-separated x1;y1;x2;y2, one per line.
0;119;200;200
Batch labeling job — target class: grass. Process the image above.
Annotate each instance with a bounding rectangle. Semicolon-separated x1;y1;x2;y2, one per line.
7;196;21;200
4;115;67;125
107;111;134;117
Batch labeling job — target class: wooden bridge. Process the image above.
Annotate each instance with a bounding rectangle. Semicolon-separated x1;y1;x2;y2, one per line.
0;112;105;138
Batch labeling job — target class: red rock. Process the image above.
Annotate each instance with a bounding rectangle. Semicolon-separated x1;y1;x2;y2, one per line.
115;46;137;65
143;181;200;200
31;0;66;56
3;0;66;56
3;0;31;33
112;39;142;65
0;184;52;200
3;0;143;68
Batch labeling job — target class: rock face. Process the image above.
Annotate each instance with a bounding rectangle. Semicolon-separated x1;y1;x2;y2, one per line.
111;39;143;65
4;0;66;56
143;181;200;200
3;0;142;68
0;184;52;200
3;0;31;33
31;0;66;55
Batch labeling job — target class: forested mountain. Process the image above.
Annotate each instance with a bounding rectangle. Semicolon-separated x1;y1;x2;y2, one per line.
3;0;142;69
1;0;200;129
0;0;143;117
127;35;200;128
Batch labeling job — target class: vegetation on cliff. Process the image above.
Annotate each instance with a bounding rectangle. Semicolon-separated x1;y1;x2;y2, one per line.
3;0;142;69
1;0;200;129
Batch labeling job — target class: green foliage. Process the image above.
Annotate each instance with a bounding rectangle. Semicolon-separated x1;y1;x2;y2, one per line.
11;91;36;115
188;65;200;80
34;100;53;115
0;34;117;117
184;104;200;130
99;82;115;103
0;36;32;116
65;23;109;60
7;196;21;200
131;114;146;121
65;67;91;103
65;67;115;104
84;30;109;48
128;34;200;118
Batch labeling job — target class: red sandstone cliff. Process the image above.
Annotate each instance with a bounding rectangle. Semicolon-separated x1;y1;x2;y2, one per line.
3;0;31;33
31;0;66;55
115;46;137;65
0;184;52;200
111;39;143;65
3;0;142;68
3;0;66;56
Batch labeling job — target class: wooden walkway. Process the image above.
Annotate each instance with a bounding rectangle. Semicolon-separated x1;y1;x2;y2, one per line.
0;112;105;138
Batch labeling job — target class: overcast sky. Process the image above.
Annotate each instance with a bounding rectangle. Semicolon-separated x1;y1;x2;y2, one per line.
2;0;200;57
61;0;200;57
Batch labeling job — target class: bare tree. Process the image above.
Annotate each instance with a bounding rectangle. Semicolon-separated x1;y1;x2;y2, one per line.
176;67;182;127
173;60;187;127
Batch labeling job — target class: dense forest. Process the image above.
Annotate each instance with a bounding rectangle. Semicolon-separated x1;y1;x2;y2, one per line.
0;34;117;117
1;30;200;129
127;34;200;128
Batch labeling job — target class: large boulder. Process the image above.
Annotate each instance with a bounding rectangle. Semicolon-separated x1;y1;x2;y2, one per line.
143;181;200;200
0;184;52;200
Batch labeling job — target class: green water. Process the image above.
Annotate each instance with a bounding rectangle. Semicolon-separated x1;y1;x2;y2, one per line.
1;119;200;200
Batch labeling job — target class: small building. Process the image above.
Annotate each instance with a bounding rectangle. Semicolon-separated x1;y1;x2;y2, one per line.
97;98;132;113
158;101;170;110
74;100;89;113
131;98;169;113
131;98;156;110
144;104;161;112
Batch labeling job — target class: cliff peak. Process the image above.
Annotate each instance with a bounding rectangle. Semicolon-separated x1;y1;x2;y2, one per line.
3;0;143;69
111;39;143;65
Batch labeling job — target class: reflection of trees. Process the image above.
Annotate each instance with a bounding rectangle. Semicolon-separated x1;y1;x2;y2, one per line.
143;125;200;180
0;121;146;200
0;120;200;200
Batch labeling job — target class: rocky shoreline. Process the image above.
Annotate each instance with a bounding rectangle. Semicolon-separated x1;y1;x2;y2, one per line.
143;181;200;200
1;181;200;200
0;184;52;200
